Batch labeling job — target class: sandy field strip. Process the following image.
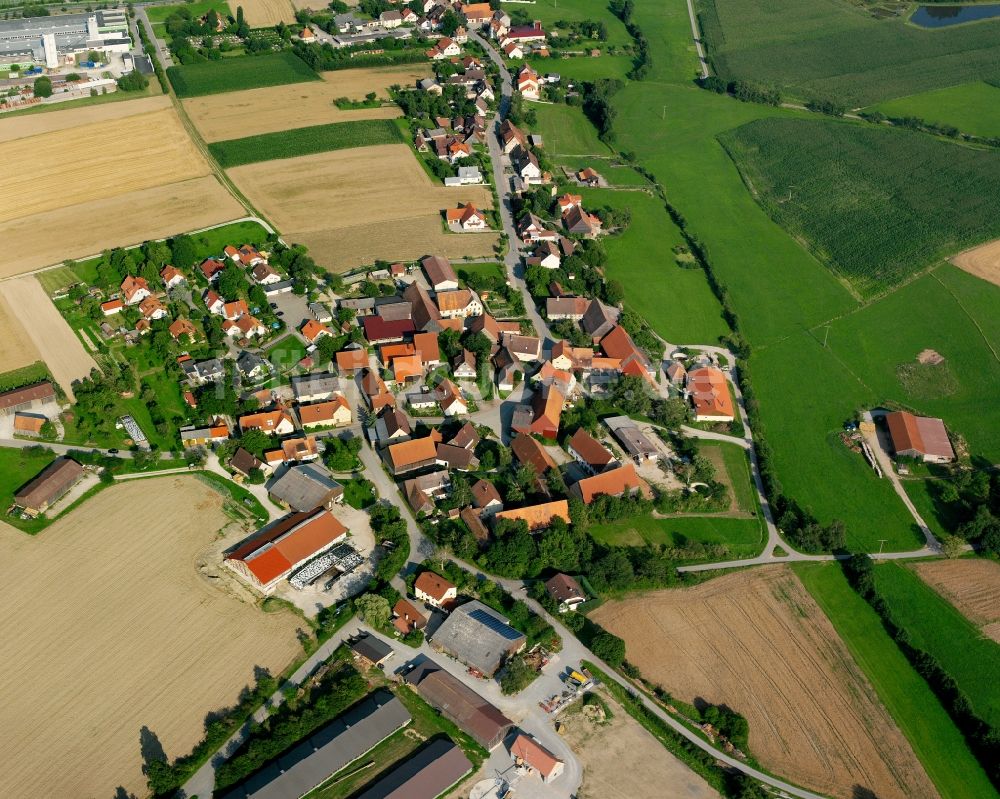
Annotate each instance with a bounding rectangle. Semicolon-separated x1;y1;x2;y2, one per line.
0;95;171;144
561;694;720;799
0;277;97;401
0;108;210;223
0;478;302;799
184;82;403;142
240;0;296;25
0;292;42;373
228;143;496;270
318;64;433;95
912;558;1000;642
592;566;936;799
950;238;1000;287
0;176;245;278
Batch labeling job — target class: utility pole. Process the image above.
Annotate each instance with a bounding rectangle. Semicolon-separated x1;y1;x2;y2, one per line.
662;104;666;120
877;538;887;555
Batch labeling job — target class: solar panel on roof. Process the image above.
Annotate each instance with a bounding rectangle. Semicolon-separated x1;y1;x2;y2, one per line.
469;608;523;641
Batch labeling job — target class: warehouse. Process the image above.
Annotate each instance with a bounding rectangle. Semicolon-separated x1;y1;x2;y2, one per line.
0;11;129;69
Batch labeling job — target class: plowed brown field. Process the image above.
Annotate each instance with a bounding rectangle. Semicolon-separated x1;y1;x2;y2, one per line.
0;477;302;799
227;143;497;271
912;558;1000;642
591;566;936;799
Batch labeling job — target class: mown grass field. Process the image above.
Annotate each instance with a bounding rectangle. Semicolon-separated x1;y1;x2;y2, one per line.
528;54;634;81
168;51;319;97
700;440;756;511
532;101;612;157
870;82;1000;139
590;513;765;559
873;561;1000;727
525;0;633;47
209;118;402;166
719;117;1000;298
578;186;729;343
697;0;1000;106
795;562;998;799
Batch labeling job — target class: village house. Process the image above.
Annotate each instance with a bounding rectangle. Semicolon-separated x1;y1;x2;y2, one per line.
225;243;266;267
452;349;478;380
224;315;267;339
292;372;341;403
393;597;428;635
180;420;230;449
472;478;503;515
264;436;320;467
414;570;457;608
436;442;479;471
504;333;541;362
138;295;167;320
510;734;564;784
229;447;271;480
500;119;528;154
204;290;225;316
403;469;451;515
161;265;185;290
567;427;616;474
546;295;590;320
414;331;441;366
299;396;352;429
336;346;370;374
301;319;332;344
516;63;540;100
101;298;124;316
435;378;469;416
384;432;441;476
686;366;735;422
604;415;659;464
252;263;281;285
446;204;489;232
371;406;411;445
169;317;198;341
436;289;483;319
511;146;542;183
182;357;224;386
545;573;586;612
428;35;461;59
511;433;558;475
422;255;459;291
237;350;270;382
361;368;396;413
601;325;655;383
200;258;225;282
563;205;603;238
120;276;150;305
572;462;652;505
577;167;602;186
239;409;296;436
529;240;562;270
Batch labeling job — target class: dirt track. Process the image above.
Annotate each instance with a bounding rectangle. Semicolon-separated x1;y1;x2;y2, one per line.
951;238;1000;287
912;558;1000;642
0;478;302;799
592;566;936;799
228;143;497;271
0;292;42;374
0;277;97;401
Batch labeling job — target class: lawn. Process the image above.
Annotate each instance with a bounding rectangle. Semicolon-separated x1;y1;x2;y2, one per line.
528;54;634;81
532;101;612;157
209;119;403;167
870;81;1000;140
794;562;997;799
697;0;1000;106
590;513;765;560
146;0;231;23
873;561;1000;728
342;477;376;509
167;51;319;98
578;186;729;344
264;335;308;372
719;117;1000;297
699;440;756;512
455;262;504;284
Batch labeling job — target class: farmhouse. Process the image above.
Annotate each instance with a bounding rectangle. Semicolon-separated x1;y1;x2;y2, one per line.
572;462;652;505
354;738;471;799
384;433;441;475
161;265;185;289
471;478;503;515
601;325;654;382
225;508;349;593
563;205;602;238
495;499;570;531
511;433;557;474
229;447;269;479
372;405;411;444
393;598;427;634
511;384;564;440
510;734;564;783
14;457;84;517
545;573;586;612
885;411;955;463
264;436;320;467
446;204;489;231
431;600;526;676
336;347;369;373
200;258;225;282
403;659;514;749
414;570;457;607
516;64;540;100
686;367;735;422
361;368;396;413
567;428;615;474
0;381;56;415
362;316;417;344
267;463;343;512
403;470;451;515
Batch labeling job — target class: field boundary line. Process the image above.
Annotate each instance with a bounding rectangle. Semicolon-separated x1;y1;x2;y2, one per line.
930;270;1000;364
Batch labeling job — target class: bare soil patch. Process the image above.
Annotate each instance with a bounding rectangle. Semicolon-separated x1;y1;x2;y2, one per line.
228;144;497;271
184;79;403;142
0;94;170;144
0;107;210;223
0;277;97;401
0;176;244;277
0;477;302;799
917;348;944;366
561;693;720;799
951;237;1000;287
239;0;296;25
591;566;936;799
912;558;1000;643
0;292;42;373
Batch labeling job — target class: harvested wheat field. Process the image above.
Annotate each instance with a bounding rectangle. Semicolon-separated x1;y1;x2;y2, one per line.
913;558;1000;642
0;107;209;222
240;0;296;25
0;477;302;799
0;176;244;277
951;238;1000;287
0;94;170;144
0;277;97;401
228;143;497;270
562;693;720;799
0;292;42;373
183;74;412;142
592;566;936;799
319;64;433;96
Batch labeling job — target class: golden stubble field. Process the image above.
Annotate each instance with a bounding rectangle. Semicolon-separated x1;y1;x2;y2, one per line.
239;0;296;25
951;238;1000;287
0;291;42;373
912;558;1000;642
0;99;244;277
592;566;937;799
0;477;302;799
182;63;433;142
227;143;498;271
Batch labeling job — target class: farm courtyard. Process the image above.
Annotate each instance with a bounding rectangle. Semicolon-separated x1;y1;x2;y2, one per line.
0;477;302;799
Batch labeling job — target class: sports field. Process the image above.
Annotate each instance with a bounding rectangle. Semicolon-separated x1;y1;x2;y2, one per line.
0;478;302;799
593;566;936;799
870;82;1000;140
168;50;319;97
796;562;997;799
226;143;498;270
697;0;1000;105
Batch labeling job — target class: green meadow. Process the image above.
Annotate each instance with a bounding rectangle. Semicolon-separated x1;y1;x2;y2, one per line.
871;82;1000;139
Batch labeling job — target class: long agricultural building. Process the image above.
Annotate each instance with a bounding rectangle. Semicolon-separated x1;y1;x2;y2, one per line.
354;737;472;799
0;11;129;69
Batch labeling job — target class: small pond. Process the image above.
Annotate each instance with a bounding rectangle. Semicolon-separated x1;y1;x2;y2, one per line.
911;4;1000;28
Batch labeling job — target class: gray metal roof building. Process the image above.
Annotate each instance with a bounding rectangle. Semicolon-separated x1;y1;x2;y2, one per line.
267;463;343;512
0;11;128;65
217;690;411;799
431;600;526;677
353;737;472;799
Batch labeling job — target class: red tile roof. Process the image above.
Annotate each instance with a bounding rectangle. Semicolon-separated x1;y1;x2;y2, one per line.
415;570;456;602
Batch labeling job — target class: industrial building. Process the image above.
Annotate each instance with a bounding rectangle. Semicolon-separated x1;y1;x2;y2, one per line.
0;11;130;69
